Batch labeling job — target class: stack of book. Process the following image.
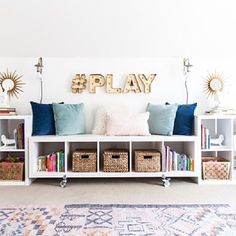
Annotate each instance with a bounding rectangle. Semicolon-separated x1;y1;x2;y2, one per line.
37;150;65;172
13;123;24;149
163;145;194;172
201;125;211;149
0;107;16;116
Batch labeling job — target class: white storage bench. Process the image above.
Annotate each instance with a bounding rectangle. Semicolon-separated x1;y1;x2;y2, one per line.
29;134;199;187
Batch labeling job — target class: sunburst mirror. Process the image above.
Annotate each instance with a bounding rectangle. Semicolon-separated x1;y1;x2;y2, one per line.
0;70;24;99
203;72;224;97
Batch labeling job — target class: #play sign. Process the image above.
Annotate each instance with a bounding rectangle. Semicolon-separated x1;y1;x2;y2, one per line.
71;74;156;94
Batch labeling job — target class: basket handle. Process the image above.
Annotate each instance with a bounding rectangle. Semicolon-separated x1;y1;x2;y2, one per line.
144;155;152;159
112;155;120;159
81;155;89;159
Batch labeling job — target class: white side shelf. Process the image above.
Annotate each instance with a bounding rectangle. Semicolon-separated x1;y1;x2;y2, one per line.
197;114;236;185
29;134;199;181
0;115;32;186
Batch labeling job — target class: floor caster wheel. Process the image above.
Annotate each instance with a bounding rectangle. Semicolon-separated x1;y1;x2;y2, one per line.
60;175;67;188
162;175;171;187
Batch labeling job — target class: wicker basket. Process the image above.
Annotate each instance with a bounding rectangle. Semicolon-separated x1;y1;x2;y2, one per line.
72;150;97;172
0;162;24;181
103;149;129;172
202;157;230;180
134;150;161;172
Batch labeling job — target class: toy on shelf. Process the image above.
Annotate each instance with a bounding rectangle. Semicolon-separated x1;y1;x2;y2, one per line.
210;134;224;146
1;134;15;148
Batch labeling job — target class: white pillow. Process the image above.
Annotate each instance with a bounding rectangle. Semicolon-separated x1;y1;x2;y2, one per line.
106;112;151;136
92;105;128;135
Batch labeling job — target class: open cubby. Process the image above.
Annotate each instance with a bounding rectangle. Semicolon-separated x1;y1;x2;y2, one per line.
0;115;31;186
198;115;235;184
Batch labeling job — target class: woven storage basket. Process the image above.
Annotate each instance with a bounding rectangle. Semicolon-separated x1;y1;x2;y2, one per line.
134;150;161;172
72;150;97;172
103;149;129;172
0;162;24;181
202;157;230;180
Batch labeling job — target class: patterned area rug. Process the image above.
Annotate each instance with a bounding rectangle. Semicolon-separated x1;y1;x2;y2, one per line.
1;204;236;235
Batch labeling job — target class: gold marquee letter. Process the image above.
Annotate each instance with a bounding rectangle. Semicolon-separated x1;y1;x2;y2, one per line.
123;74;141;93
106;74;122;94
71;74;87;93
138;74;156;93
89;74;106;93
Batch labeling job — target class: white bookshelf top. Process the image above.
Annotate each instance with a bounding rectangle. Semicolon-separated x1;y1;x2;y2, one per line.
201;146;232;152
197;114;236;119
0;146;25;152
29;134;198;142
0;115;32;120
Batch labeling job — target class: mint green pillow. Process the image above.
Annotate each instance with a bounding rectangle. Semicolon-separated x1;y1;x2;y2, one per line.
53;103;85;135
147;103;178;135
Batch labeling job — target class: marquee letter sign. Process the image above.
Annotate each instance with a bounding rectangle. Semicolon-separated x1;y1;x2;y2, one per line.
71;74;156;94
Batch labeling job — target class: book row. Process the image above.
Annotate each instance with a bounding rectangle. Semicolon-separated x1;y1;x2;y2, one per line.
37;151;65;172
163;145;194;172
13;123;24;149
201;125;211;149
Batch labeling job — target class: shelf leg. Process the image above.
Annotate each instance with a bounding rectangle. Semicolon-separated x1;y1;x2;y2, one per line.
60;174;67;188
161;174;171;187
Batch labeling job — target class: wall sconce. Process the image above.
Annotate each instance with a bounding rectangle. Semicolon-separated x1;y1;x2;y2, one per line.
183;58;193;104
34;57;44;103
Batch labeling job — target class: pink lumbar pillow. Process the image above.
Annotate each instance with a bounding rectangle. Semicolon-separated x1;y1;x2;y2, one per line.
106;112;151;136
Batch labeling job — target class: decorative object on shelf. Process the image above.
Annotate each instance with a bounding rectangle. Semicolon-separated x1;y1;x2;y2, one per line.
0;107;16;116
72;150;97;172
203;72;236;114
1;134;16;147
183;58;193;104
134;150;161;172
34;57;44;103
210;134;224;146
103;149;129;172
202;157;230;180
0;69;24;108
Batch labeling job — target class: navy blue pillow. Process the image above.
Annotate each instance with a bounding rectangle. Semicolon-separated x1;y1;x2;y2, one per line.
173;103;197;135
31;101;58;136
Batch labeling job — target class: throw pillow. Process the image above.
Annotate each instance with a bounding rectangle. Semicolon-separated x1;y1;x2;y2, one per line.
147;103;178;135
106;112;151;136
173;103;197;135
53;103;85;135
31;101;58;136
92;105;129;135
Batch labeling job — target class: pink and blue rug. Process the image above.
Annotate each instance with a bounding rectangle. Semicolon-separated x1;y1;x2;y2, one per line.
1;204;236;235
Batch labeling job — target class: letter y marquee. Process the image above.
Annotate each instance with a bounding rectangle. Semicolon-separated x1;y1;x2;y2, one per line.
71;74;157;94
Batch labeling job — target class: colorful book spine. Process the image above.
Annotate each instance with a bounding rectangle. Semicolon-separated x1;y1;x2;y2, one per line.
37;150;65;172
164;145;194;172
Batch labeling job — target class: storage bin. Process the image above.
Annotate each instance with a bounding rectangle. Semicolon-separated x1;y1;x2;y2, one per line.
72;150;97;172
103;149;129;172
0;162;24;181
202;157;230;180
134;150;161;172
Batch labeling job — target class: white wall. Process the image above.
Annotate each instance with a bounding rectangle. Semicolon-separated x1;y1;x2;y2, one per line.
0;0;236;57
0;1;236;132
0;57;236;132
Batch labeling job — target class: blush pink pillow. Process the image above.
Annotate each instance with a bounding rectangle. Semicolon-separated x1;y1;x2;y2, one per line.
106;112;151;136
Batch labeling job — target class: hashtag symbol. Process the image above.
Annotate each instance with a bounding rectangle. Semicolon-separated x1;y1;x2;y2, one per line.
71;74;87;93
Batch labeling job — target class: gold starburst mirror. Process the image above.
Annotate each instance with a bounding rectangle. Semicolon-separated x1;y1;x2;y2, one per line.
203;72;227;113
0;70;24;99
0;70;24;108
203;72;224;97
